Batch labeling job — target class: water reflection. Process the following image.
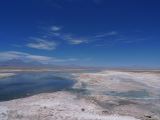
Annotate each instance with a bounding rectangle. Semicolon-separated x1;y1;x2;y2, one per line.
0;72;75;101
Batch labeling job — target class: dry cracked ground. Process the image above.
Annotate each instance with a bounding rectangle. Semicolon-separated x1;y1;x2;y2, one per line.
0;70;160;120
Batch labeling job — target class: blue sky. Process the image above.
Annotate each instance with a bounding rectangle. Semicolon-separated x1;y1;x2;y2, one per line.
0;0;160;67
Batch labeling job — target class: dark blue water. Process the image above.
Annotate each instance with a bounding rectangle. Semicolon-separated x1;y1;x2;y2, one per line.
0;72;75;101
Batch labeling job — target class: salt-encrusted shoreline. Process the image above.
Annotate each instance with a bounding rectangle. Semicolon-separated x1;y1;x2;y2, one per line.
0;70;160;120
0;91;140;120
71;70;160;120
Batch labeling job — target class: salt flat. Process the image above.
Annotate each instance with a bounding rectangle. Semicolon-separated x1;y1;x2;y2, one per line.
0;69;160;120
0;91;140;120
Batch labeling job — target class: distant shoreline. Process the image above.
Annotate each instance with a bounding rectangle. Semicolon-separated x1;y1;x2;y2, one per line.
0;73;16;79
0;67;160;73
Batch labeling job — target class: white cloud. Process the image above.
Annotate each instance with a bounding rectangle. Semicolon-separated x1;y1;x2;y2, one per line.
27;38;57;50
0;51;25;61
52;32;61;36
61;34;89;45
51;26;61;31
49;30;117;45
0;51;52;64
0;51;77;64
95;31;118;38
40;25;90;45
68;39;88;45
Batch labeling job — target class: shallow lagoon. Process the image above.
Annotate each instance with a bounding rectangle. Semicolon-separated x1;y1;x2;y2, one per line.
106;90;150;98
0;72;75;101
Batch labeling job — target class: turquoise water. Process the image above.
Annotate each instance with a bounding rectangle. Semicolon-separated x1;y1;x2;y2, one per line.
0;72;75;101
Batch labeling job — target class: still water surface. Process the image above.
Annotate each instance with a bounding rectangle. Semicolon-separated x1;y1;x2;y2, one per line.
0;72;75;101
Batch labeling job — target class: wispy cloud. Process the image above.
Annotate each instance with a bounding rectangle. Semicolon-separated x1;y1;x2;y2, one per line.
62;34;89;45
36;24;146;47
0;51;51;64
51;26;62;31
39;25;120;45
27;38;57;50
0;51;77;64
95;31;118;38
68;39;88;45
